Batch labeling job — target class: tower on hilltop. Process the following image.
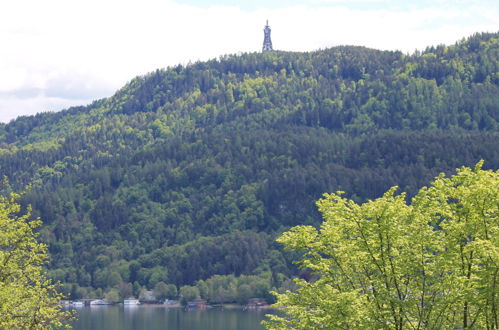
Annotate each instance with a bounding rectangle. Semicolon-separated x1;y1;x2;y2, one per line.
262;20;273;52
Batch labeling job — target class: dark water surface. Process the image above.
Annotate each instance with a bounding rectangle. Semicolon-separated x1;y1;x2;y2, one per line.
69;306;273;330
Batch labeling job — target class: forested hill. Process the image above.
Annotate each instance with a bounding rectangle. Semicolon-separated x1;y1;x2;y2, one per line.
0;32;498;300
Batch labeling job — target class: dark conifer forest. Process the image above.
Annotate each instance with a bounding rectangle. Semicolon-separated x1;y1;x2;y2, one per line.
0;32;497;302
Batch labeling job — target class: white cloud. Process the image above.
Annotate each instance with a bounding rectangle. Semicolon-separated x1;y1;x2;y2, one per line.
0;95;92;124
0;0;497;122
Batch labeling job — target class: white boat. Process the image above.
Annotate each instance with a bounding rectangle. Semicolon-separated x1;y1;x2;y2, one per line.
123;299;140;305
72;301;84;307
90;299;112;306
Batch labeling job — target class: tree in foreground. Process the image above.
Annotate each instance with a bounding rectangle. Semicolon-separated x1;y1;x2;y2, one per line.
0;192;71;328
265;162;498;329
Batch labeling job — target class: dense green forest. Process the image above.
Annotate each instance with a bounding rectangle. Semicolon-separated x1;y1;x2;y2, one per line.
0;32;497;303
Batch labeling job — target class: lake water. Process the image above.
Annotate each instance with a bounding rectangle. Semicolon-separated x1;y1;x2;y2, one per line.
68;306;275;330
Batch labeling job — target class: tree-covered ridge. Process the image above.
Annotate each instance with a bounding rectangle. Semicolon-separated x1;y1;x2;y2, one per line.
1;32;497;145
0;32;497;301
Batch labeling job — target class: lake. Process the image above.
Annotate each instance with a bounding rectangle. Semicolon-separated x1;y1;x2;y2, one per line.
68;306;275;330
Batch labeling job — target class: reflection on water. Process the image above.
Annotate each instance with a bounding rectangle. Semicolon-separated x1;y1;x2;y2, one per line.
69;306;274;330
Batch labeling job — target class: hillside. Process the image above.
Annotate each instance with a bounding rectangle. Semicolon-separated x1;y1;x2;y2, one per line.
0;32;498;300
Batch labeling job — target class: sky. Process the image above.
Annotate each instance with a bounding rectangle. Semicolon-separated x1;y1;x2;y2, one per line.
0;0;497;123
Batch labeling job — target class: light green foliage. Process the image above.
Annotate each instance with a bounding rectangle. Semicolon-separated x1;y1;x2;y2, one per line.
104;288;120;303
0;192;71;328
266;162;498;329
153;281;169;302
199;273;273;305
179;285;200;305
415;161;499;328
196;280;209;300
165;284;178;299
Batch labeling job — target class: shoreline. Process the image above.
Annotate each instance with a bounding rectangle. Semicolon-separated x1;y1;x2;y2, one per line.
65;302;277;311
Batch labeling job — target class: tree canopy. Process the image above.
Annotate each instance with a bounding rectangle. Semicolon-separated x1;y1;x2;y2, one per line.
266;162;498;329
0;191;71;328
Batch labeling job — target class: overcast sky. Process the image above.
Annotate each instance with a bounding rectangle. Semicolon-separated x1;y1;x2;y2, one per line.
0;0;497;123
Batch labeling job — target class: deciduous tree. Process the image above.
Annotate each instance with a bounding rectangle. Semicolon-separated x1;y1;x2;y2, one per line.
265;162;498;329
0;192;71;328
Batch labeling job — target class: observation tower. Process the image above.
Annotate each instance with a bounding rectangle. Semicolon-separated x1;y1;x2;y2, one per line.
262;20;273;52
